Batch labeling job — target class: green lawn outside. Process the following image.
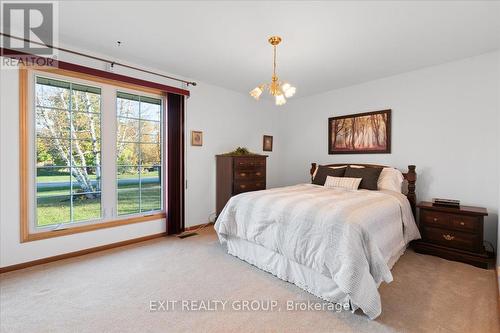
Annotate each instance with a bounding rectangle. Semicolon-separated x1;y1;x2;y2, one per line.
37;171;159;182
36;183;161;226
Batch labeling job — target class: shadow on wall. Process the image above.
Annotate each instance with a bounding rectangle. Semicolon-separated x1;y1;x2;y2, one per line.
414;166;432;202
486;213;498;254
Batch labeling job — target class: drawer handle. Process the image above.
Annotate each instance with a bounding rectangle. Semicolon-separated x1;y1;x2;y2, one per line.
255;172;261;176
459;221;465;226
442;234;455;241
240;184;246;189
240;173;247;177
433;218;438;222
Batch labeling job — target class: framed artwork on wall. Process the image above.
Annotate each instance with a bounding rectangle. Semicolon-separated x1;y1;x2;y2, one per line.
263;135;273;152
328;109;391;154
191;131;203;146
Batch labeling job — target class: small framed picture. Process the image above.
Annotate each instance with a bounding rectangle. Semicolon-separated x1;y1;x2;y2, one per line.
263;135;273;152
191;131;203;146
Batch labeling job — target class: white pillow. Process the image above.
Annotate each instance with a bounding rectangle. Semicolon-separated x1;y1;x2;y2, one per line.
324;176;362;190
377;167;404;192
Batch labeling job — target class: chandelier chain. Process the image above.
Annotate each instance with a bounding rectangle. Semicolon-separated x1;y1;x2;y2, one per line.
273;45;277;79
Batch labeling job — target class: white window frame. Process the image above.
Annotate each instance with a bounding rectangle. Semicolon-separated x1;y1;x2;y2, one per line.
115;89;164;218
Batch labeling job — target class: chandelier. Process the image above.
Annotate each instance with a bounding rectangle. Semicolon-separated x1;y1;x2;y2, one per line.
249;36;296;106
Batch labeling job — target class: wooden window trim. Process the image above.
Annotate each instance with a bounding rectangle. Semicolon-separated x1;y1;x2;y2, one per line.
22;213;166;242
19;66;166;243
34;66;166;96
1;47;189;97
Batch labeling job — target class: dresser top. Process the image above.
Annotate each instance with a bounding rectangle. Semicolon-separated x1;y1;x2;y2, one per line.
418;201;488;216
216;154;268;158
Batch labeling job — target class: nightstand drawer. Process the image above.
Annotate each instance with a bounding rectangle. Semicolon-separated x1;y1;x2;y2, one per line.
423;226;479;252
449;214;478;233
421;210;450;228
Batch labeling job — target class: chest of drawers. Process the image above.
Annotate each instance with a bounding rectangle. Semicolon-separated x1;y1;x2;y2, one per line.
413;201;494;268
216;154;267;216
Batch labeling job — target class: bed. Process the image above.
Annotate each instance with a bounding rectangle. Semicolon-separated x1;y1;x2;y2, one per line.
214;163;421;319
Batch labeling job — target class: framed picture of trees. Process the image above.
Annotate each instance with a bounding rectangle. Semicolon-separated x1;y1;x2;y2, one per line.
328;109;391;154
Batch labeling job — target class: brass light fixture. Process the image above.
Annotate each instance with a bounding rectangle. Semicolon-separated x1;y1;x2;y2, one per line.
250;36;296;106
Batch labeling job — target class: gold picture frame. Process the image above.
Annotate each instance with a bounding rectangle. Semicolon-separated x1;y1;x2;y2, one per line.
191;131;203;146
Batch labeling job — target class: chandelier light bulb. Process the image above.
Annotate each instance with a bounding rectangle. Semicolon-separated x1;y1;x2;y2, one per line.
283;85;297;98
275;94;286;106
249;86;263;100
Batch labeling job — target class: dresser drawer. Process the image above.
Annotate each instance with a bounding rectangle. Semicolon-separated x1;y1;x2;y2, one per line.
233;180;265;194
423;226;480;252
234;158;266;170
234;169;265;180
449;214;478;233
420;210;450;228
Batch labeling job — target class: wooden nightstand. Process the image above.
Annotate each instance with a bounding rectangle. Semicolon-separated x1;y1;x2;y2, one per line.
412;201;495;269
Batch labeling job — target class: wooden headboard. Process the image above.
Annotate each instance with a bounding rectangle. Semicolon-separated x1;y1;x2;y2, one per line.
310;163;417;216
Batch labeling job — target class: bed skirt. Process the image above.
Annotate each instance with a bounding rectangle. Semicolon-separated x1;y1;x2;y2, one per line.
225;236;407;319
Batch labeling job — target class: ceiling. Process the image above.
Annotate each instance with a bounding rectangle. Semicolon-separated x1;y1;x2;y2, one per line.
29;1;500;97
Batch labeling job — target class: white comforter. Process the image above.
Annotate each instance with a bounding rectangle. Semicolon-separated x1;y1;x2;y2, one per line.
214;184;420;319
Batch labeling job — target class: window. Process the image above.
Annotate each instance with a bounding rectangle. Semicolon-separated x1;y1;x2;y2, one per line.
28;70;165;237
116;92;162;216
35;77;102;226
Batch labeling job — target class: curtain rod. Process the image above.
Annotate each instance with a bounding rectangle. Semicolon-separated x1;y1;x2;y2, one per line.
0;32;197;86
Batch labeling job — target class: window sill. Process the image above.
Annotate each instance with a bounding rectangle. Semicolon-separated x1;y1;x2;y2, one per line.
21;212;166;243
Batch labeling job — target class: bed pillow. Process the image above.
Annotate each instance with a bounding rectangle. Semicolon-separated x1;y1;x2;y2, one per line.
377;167;404;192
344;166;383;190
312;165;347;179
324;176;362;190
312;165;346;185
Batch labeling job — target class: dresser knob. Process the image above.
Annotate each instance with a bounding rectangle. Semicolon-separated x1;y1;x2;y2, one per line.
256;172;261;176
240;173;246;177
433;218;438;222
459;221;465;226
240;184;246;189
442;234;455;241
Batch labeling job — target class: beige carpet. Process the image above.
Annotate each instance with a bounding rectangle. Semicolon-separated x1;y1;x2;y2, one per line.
1;228;498;333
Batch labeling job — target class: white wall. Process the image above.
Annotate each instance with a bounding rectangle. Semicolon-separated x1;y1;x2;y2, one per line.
185;83;285;228
280;51;500;248
0;48;284;267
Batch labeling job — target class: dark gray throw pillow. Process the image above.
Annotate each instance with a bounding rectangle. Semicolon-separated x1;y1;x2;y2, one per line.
343;166;383;190
312;166;346;185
